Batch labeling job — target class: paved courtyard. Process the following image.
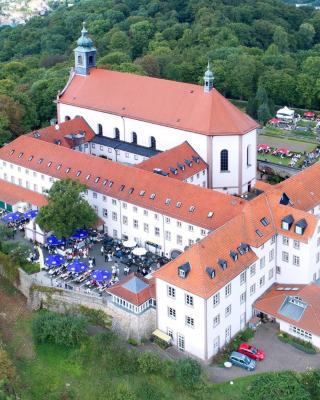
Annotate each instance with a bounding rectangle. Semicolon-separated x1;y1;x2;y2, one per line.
208;323;320;383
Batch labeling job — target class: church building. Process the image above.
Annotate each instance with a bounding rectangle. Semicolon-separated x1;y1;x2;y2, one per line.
57;24;259;195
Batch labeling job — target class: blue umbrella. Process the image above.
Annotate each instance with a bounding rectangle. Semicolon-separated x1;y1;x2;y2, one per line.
24;209;38;219
44;254;65;268
46;235;66;246
71;228;88;240
2;211;23;223
67;261;88;273
91;270;112;282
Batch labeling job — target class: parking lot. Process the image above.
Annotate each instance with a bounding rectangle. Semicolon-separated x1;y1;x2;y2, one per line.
209;322;320;383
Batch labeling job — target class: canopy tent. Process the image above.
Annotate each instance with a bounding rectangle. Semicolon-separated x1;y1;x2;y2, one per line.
91;270;112;282
257;144;270;152
276;106;295;121
276;148;290;155
67;261;88;273
70;228;88;240
46;235;66;246
24;209;38;219
2;211;23;223
132;247;147;257
123;240;137;248
152;329;172;344
44;254;65;268
304;111;315;118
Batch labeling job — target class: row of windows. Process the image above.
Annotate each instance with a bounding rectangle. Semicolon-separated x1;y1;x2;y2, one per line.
282;252;300;266
96;125;157;149
219;145;252;172
168;307;194;327
282;236;301;249
167;287;194;306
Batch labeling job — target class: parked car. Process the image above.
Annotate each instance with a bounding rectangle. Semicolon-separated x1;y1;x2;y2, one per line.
229;351;256;371
237;343;265;361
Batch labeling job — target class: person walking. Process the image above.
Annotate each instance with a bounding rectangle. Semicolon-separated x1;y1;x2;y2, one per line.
100;245;104;256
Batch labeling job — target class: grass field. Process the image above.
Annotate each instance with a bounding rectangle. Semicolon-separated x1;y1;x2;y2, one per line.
0;278;254;400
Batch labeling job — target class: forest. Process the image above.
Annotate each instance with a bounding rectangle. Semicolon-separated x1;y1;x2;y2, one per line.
1;0;320;144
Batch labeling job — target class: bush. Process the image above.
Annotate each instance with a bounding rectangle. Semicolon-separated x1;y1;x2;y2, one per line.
137;352;162;374
77;306;112;328
278;333;317;354
175;357;202;390
244;371;311;400
32;311;87;347
135;382;163;400
0;346;14;381
300;368;320;399
127;338;138;346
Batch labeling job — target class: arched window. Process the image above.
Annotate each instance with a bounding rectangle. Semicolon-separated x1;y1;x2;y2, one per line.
114;128;120;140
65;116;71;121
88;55;93;65
150;136;156;149
246;145;251;166
77;55;83;65
220;149;229;172
98;124;103;135
131;132;137;144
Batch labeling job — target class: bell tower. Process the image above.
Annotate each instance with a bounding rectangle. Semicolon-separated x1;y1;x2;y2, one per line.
74;22;96;76
203;61;214;93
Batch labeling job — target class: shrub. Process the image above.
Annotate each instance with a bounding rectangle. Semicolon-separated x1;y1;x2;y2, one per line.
135;382;163;400
0;346;14;381
175;357;202;390
77;306;112;328
278;333;317;354
127;338;138;346
300;368;320;399
244;371;311;400
137;352;162;374
32;311;87;347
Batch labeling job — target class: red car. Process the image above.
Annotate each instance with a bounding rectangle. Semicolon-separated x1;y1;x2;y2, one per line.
237;343;265;361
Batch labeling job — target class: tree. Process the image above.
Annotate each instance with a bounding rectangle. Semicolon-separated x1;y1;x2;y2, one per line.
273;26;289;53
175;358;202;390
297;23;315;50
244;372;311;400
36;179;98;238
257;102;272;124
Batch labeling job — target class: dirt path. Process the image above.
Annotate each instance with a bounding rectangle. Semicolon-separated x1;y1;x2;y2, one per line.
0;279;35;359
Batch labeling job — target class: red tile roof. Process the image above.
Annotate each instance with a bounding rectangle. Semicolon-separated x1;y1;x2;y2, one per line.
0;179;48;207
106;273;155;306
254;283;320;336
58;69;259;136
276;162;320;211
26;117;95;149
0;136;244;230
136;141;207;181
154;191;317;298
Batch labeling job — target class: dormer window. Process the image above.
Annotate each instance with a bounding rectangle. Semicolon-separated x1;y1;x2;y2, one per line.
178;163;185;171
66;168;71;173
108;181;113;187
281;215;294;231
189;205;195;213
192;156;200;164
139;190;145;196
294;219;307;235
218;259;227;270
178;262;191;279
170;167;178;175
176;201;182;208
102;179;108;185
28;156;33;161
57;164;62;170
47;161;52;167
165;198;171;205
208;211;214;218
128;187;134;194
150;193;156;200
95;177;100;183
119;185;125;191
38;158;43;164
256;229;263;237
18;152;23;158
260;217;269;226
230;251;238;262
206;267;215;279
238;243;249;255
9;150;15;155
86;174;91;180
76;171;81;177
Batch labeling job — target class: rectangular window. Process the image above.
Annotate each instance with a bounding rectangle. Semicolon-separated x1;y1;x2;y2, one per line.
293;255;300;267
268;268;274;280
133;206;138;213
282;251;289;262
103;195;107;202
165;217;170;224
240;292;246;304
240;271;246;285
154;227;160;236
201;229;206;236
271;235;276;244
213;293;220;307
188;239;194;246
168;307;176;319
143;223;149;233
185;294;193;307
260;256;265;269
269;249;274;262
112;199;117;205
293;240;300;250
165;231;171;241
167;286;176;298
122;215;128;225
283;236;289;245
188;225;193;232
177;235;182;245
213;314;220;327
93;192;97;199
250;284;256;296
143;210;148;217
259;275;265;287
185;316;194;328
122;202;127;209
154;213;159;220
177;221;182;228
112;212;117;221
225;283;231;297
250;264;256;277
225;305;232;317
133;219;138;229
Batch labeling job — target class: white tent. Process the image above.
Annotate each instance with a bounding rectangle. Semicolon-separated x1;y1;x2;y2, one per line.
276;106;295;121
24;220;46;244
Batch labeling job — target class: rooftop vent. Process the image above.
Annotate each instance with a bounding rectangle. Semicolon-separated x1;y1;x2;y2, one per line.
207;211;214;218
28;156;33;161
178;262;191;279
230;251;238;262
294;219;307;235
9;150;14;155
66;167;71;173
102;179;108;185
218;259;227;270
281;215;294;231
95;177;100;183
206;267;215;279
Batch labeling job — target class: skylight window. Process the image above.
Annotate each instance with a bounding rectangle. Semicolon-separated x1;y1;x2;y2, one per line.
47;161;52;167
150;193;156;200
139;190;145;196
165;198;171;205
28;156;33;161
103;179;108;186
86;174;91;180
57;164;62;170
9;150;15;155
256;229;263;237
76;171;81;177
128;187;134;194
108;181;113;187
119;185;125;191
208;211;214;218
95;177;100;183
260;217;269;226
176;201;182;208
38;158;43;164
189;205;195;213
66;168;71;173
18;152;23;158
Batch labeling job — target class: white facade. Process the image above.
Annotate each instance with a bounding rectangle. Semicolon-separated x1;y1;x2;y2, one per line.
58;103;256;195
